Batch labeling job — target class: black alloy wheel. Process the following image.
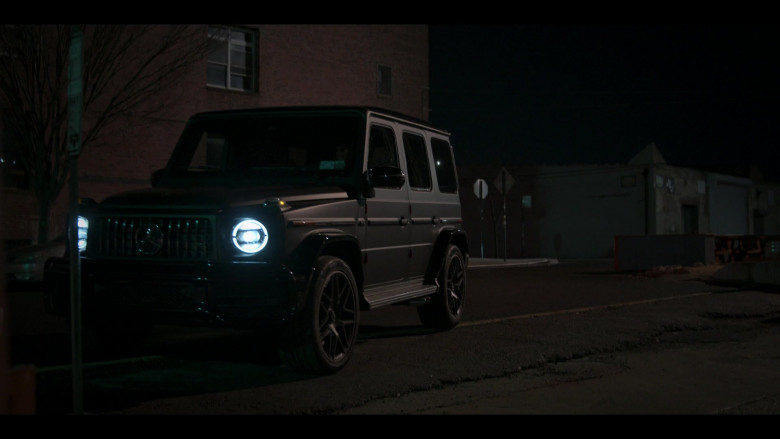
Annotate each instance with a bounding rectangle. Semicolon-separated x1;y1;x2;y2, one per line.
418;244;466;330
280;256;360;374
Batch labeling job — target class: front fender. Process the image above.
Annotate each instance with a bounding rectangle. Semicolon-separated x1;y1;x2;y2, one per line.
285;232;363;310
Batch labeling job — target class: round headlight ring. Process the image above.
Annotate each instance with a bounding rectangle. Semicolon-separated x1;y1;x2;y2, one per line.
232;219;269;254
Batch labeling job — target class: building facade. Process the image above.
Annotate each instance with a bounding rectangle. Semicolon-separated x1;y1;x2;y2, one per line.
458;143;780;260
1;24;430;246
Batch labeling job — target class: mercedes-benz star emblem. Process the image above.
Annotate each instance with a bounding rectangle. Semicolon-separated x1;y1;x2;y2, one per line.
135;222;164;255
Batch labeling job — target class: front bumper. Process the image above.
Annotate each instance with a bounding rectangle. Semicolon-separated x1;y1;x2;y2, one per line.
44;257;300;328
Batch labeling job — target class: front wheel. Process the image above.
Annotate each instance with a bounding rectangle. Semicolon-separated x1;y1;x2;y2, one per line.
279;256;360;374
418;244;466;330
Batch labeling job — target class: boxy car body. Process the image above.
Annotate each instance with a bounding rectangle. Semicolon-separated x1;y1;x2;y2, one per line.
45;106;468;373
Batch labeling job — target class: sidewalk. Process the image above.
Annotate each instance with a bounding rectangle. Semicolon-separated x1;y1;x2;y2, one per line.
468;256;780;290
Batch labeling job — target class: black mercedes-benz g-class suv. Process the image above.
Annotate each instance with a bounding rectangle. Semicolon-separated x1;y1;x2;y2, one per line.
45;106;468;374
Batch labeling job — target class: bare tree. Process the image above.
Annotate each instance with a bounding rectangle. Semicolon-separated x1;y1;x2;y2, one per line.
0;24;212;244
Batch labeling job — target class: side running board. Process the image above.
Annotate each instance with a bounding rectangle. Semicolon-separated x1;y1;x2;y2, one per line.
363;279;438;308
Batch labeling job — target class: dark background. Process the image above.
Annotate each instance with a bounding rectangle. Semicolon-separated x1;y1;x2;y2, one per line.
429;24;780;182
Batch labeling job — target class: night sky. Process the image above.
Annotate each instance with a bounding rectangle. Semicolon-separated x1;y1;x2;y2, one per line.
428;25;780;182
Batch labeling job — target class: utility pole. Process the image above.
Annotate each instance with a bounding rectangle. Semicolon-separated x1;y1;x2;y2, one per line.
473;179;488;258
67;25;84;415
494;167;514;262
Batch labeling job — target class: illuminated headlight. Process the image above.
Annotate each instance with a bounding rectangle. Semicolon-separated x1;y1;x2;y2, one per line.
232;219;268;254
77;216;89;252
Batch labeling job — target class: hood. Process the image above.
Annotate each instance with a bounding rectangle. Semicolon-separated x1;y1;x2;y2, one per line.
99;185;350;210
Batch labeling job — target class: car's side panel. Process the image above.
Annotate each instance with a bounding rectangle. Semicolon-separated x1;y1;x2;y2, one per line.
361;120;411;287
400;126;440;281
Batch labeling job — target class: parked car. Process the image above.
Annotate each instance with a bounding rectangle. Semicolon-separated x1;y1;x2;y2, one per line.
6;235;66;289
45;106;469;374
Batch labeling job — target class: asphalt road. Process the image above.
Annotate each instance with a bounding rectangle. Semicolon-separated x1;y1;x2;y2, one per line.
6;259;780;415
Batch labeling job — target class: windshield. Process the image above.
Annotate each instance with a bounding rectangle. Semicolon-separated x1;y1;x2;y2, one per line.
164;111;365;186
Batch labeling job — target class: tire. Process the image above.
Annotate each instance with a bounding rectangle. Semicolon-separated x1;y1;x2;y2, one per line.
418;244;466;330
279;256;360;374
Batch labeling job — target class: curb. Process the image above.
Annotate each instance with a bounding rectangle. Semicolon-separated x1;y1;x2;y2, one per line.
468;258;559;269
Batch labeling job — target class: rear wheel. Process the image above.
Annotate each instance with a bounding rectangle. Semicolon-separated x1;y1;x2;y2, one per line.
418;244;466;330
279;256;360;374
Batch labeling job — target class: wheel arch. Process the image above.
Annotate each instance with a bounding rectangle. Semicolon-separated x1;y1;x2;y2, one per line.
287;231;364;297
317;236;364;291
425;228;469;284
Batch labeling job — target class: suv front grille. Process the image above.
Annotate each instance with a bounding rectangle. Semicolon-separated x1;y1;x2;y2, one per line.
91;216;214;259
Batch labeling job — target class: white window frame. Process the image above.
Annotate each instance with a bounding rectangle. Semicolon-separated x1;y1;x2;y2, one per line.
207;25;257;92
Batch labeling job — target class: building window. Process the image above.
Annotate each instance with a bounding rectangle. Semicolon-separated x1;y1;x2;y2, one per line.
377;65;392;97
207;26;256;92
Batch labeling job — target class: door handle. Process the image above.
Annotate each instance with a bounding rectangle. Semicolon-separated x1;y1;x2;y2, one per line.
399;217;408;226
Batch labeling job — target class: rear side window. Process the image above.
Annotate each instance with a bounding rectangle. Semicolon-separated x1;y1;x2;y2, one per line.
431;138;457;193
402;132;431;190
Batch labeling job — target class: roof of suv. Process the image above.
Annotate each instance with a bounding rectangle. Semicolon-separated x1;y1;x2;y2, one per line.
190;106;451;136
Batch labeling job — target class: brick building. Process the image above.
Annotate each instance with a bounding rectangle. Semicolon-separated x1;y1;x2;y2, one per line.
1;24;430;246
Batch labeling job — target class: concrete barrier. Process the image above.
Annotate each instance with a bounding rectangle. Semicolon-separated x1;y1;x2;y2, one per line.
711;261;780;289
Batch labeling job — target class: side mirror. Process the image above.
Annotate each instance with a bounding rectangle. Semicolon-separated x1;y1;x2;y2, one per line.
151;169;165;187
368;166;405;189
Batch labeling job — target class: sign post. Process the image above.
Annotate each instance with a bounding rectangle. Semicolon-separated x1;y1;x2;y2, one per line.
67;26;84;415
493;167;514;261
473;179;488;258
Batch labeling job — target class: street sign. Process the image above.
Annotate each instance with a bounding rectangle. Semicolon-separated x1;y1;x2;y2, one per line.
494;167;515;195
473;178;488;199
